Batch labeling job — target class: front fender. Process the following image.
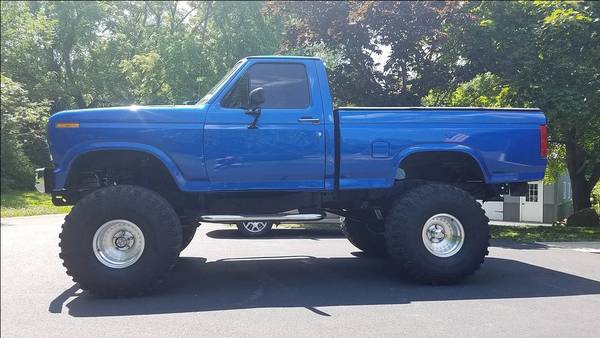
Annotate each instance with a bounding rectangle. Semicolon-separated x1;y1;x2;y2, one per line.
54;142;186;190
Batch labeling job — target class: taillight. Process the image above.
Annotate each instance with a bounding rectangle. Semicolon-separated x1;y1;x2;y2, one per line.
540;124;548;158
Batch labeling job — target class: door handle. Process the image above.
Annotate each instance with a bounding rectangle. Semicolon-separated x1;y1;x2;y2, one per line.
298;117;320;124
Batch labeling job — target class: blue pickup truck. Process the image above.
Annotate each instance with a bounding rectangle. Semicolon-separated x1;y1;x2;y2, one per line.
38;56;547;296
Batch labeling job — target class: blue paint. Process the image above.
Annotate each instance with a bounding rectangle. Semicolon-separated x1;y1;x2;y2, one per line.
47;56;547;192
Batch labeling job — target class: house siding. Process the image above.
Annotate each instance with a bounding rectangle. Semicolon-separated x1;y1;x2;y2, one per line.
543;205;556;223
503;195;520;221
543;184;556;223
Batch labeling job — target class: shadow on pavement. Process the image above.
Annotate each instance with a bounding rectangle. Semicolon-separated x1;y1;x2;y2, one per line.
51;255;600;317
490;239;549;250
206;228;345;239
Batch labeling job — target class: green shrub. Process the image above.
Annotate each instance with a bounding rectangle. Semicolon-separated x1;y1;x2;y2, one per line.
0;75;50;191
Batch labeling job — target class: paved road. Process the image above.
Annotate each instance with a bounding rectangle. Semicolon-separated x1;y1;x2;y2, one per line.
2;214;600;337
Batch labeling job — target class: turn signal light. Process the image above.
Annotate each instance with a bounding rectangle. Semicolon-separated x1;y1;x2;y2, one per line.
56;122;80;128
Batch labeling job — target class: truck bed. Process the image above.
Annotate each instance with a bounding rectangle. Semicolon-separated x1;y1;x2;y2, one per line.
335;107;547;190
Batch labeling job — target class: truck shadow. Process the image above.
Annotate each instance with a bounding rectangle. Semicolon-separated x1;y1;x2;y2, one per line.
51;255;600;317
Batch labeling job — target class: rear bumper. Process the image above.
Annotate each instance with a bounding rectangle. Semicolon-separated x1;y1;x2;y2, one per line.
34;168;54;193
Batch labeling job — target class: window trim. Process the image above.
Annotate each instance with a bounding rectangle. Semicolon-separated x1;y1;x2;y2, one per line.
220;62;312;110
526;183;538;202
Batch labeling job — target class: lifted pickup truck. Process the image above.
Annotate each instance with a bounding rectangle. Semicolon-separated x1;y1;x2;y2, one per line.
39;56;547;296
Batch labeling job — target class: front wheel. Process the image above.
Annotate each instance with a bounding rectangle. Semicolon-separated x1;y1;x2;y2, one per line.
385;183;489;284
236;221;273;237
59;185;182;297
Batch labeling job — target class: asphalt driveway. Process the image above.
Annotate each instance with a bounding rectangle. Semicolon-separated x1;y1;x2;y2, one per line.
2;214;600;337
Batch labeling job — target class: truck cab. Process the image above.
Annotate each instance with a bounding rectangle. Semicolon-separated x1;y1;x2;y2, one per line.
202;57;333;191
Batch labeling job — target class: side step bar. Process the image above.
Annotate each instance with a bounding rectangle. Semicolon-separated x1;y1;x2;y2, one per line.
200;213;325;223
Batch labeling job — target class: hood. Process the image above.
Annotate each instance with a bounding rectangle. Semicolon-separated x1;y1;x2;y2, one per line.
49;104;209;125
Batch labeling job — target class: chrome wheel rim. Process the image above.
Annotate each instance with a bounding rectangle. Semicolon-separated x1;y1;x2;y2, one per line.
93;219;145;268
243;221;268;233
421;213;464;258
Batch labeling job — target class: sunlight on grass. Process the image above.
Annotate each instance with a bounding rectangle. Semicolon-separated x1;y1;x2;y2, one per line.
277;223;342;231
491;225;600;242
1;190;71;218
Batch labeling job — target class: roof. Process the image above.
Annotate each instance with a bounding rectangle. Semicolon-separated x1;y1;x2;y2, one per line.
246;55;322;60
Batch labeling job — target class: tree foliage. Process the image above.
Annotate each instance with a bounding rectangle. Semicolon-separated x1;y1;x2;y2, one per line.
422;72;521;108
1;1;281;109
1;76;50;190
267;1;473;106
1;1;598;211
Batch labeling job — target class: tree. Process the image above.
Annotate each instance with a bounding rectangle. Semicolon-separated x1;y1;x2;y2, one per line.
454;1;600;211
266;1;383;106
422;72;521;108
267;1;473;106
1;1;282;110
0;76;50;190
355;1;475;105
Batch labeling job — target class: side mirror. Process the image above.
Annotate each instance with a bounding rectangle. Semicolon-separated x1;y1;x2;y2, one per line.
182;100;196;105
246;87;264;129
248;87;265;108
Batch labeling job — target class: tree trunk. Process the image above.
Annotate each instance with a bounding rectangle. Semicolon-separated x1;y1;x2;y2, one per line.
569;171;592;211
565;133;593;211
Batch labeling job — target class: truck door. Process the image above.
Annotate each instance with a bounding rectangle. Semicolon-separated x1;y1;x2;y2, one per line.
204;60;325;190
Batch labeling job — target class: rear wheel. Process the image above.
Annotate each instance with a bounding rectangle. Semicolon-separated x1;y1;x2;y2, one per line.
236;221;273;237
341;218;387;256
385;183;489;284
59;185;182;297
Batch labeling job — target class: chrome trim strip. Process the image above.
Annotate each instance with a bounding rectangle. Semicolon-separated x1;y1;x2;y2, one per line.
201;213;325;222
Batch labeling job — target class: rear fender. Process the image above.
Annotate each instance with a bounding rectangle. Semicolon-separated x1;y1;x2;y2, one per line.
393;144;490;183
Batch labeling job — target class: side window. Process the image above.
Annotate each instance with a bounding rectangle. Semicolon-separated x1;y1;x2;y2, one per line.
221;63;310;109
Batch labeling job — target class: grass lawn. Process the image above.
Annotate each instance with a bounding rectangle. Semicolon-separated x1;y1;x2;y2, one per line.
1;190;71;218
490;224;600;242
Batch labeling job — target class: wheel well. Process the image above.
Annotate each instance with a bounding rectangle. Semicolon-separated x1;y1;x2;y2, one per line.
399;151;484;183
67;150;176;188
64;150;190;208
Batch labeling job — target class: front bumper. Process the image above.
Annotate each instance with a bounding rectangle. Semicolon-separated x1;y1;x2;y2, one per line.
34;168;54;193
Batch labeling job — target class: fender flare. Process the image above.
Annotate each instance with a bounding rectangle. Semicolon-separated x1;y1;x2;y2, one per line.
392;143;491;183
56;142;186;190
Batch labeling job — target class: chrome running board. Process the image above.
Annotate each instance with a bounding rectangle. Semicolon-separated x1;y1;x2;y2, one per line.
200;213;325;223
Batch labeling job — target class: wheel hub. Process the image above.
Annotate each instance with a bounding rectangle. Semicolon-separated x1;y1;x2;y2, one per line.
421;213;464;257
113;230;135;250
427;224;446;243
244;221;267;233
93;219;145;268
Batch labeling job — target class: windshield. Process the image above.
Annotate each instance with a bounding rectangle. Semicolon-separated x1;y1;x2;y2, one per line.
197;60;245;104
